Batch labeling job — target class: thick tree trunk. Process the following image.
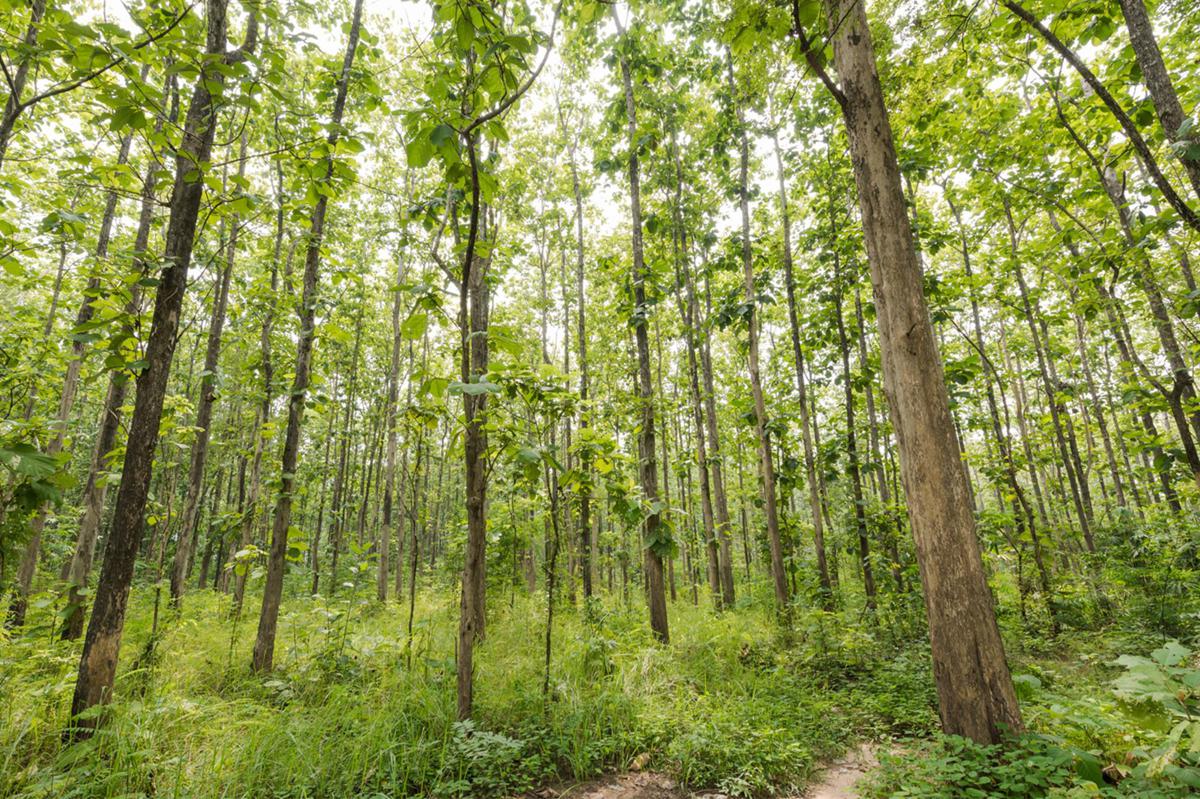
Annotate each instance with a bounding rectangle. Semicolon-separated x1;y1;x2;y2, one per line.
70;0;253;736
252;0;361;672
821;0;1022;744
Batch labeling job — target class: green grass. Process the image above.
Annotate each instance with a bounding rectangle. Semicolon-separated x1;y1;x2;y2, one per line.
13;558;1191;799
1;575;901;799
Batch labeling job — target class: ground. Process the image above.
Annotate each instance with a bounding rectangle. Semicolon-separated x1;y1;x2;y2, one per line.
531;744;879;799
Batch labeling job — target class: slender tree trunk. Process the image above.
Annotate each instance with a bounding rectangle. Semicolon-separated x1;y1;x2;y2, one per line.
1006;211;1095;553
854;288;905;590
0;0;47;168
170;135;246;608
252;0;361;672
1116;0;1200;198
699;262;736;604
60;73;177;637
830;212;876;611
563;117;593;601
727;52;788;618
946;193;1057;627
1002;0;1199;232
774;133;832;603
613;8;668;643
328;299;365;594
232;165;287;613
10;128;134;628
379;245;408;602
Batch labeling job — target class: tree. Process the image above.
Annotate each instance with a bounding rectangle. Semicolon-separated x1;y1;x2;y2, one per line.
69;0;257;736
252;0;363;673
612;6;669;644
795;0;1023;743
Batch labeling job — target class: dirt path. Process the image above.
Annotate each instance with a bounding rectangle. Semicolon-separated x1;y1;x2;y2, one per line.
529;743;878;799
798;743;877;799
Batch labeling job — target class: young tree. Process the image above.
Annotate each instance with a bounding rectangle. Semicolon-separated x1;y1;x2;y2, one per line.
612;6;669;643
252;0;364;672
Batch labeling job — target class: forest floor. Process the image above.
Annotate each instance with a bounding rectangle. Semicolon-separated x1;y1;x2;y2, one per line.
536;743;878;799
2;575;1197;798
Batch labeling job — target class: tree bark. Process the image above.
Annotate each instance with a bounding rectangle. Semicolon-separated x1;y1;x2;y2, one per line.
819;0;1022;743
252;0;361;672
70;0;256;736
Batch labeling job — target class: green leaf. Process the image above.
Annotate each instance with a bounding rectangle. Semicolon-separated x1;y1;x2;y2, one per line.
405;136;435;168
449;380;501;395
401;312;428;340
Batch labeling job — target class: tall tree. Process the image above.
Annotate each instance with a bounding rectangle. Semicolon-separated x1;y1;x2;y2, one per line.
796;0;1023;743
613;7;669;643
69;0;257;736
252;0;362;672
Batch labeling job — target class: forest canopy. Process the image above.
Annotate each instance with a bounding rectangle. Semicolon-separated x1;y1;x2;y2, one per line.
1;0;1199;797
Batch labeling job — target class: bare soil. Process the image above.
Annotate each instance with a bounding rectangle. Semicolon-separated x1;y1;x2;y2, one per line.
525;742;878;799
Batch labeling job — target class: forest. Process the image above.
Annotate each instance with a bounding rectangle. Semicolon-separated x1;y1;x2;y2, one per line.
0;0;1198;796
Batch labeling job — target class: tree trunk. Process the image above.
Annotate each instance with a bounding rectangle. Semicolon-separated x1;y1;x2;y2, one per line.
252;0;361;672
1116;0;1200;198
232;163;287;613
774;133;832;604
60;71;177;637
727;52;788;618
379;244;408;602
613;8;668;643
563;114;593;601
170;134;246;608
328;299;365;594
0;0;47;168
70;0;254;736
700;260;737;604
820;0;1022;743
831;228;876;611
9;126;135;628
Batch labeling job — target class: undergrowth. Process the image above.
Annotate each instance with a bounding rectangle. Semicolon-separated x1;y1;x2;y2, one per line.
0;577;901;799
